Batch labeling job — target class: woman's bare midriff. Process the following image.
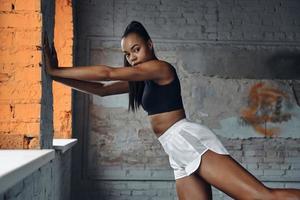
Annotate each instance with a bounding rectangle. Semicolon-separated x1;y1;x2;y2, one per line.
149;109;186;137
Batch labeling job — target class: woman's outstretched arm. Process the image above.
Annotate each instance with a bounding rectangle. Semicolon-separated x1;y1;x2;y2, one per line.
43;35;172;82
49;65;113;81
52;77;129;96
47;61;171;82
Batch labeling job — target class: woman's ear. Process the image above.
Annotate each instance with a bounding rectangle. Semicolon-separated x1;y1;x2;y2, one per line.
147;39;153;50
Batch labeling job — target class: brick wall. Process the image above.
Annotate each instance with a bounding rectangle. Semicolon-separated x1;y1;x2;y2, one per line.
0;0;73;148
0;150;72;200
74;0;300;199
53;0;72;139
0;0;73;199
0;0;42;148
77;0;300;41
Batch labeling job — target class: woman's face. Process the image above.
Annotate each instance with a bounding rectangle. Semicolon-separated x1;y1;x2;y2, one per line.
121;33;154;66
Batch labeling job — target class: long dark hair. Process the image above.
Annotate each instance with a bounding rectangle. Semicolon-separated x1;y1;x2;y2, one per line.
122;21;155;112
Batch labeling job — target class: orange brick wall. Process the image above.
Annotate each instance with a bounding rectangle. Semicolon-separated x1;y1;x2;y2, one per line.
0;0;73;148
53;0;72;139
0;0;41;149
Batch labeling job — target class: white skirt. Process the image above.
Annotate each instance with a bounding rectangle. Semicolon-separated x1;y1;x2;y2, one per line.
158;118;230;180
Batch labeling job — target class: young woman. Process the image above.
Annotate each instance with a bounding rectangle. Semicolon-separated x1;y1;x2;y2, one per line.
42;21;300;200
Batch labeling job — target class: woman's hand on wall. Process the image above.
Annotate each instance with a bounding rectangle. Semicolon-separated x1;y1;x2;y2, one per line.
42;33;59;76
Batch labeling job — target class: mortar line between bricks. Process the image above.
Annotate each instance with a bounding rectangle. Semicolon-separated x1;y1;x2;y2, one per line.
86;178;300;182
89;178;175;181
85;36;300;46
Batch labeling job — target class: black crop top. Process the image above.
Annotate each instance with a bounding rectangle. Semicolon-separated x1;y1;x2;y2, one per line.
141;65;184;115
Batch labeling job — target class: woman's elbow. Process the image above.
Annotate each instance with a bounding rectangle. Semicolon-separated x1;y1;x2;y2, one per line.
95;66;111;81
105;68;117;81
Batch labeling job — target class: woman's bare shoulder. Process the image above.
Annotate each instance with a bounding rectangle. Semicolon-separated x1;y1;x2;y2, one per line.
142;59;174;73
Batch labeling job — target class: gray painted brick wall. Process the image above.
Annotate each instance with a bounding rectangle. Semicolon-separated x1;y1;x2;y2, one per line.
0;0;71;199
78;138;300;200
40;0;55;149
1;162;53;200
0;150;72;200
75;0;300;199
77;0;300;42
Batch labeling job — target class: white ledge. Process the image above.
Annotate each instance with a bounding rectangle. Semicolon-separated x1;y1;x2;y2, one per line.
53;138;78;153
0;150;55;194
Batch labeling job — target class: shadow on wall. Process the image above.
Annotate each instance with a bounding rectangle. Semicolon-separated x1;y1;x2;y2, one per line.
266;51;300;107
178;47;300;106
177;47;300;80
266;51;300;79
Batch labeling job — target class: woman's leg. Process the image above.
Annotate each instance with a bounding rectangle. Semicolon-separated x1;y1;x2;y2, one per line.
272;189;300;200
197;149;300;200
176;173;212;200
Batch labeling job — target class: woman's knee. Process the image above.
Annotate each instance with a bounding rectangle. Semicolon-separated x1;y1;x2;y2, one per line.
244;187;283;200
235;186;275;200
269;188;300;200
